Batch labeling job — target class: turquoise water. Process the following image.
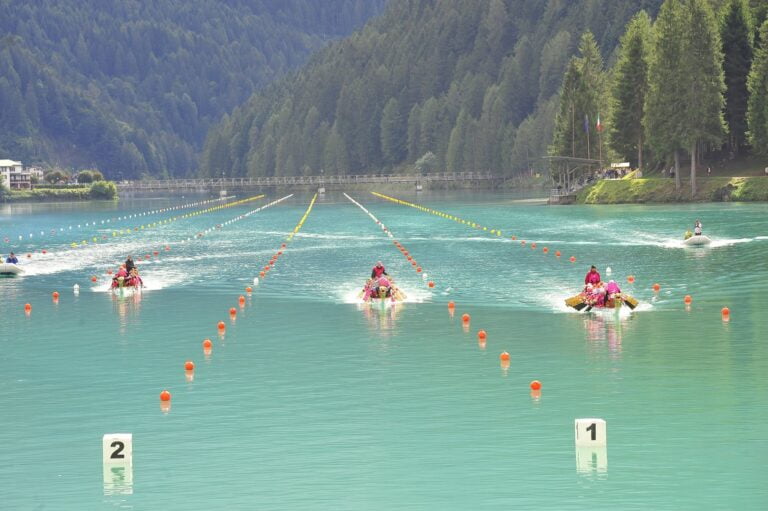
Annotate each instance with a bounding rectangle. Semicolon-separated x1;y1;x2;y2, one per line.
1;193;767;510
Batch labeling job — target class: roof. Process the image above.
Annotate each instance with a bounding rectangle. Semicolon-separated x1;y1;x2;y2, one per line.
0;159;23;167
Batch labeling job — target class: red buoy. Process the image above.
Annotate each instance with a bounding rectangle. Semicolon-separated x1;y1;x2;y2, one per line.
530;380;542;391
184;361;195;371
160;390;171;402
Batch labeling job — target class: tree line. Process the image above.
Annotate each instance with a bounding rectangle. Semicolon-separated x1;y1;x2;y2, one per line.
0;0;385;179
200;0;667;179
551;0;768;194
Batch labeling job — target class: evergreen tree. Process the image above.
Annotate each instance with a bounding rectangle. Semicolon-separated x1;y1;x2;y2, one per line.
720;0;753;154
681;0;726;195
609;11;652;169
646;0;689;190
446;109;470;172
380;98;405;164
551;32;605;160
747;21;768;154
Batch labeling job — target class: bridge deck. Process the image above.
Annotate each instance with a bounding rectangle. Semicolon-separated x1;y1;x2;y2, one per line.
116;172;496;191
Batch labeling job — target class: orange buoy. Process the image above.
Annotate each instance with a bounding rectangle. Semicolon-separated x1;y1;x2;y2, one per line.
462;313;470;323
448;301;455;309
217;321;226;330
52;291;59;300
478;330;487;340
239;295;246;305
569;256;576;263
531;243;537;249
246;286;253;293
511;236;517;240
165;246;170;251
229;307;237;316
543;247;549;254
627;275;635;284
159;390;171;402
684;295;692;304
42;249;47;254
184;361;195;371
499;351;510;361
530;380;542;391
202;338;213;349
652;283;661;292
91;276;97;282
24;303;32;312
555;251;561;257
428;281;435;288
259;271;265;278
416;267;422;273
721;307;730;318
521;240;526;246
153;251;159;256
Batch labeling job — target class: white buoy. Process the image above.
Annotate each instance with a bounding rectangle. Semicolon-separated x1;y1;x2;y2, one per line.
575;418;607;447
73;284;80;294
253;278;259;286
606;266;612;275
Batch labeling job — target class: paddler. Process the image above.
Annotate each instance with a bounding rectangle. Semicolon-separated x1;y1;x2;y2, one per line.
371;261;388;279
693;220;702;236
5;252;19;264
584;265;601;286
125;255;135;273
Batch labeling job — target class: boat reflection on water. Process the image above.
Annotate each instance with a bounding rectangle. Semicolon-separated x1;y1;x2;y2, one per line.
112;288;143;333
358;301;402;337
582;313;633;358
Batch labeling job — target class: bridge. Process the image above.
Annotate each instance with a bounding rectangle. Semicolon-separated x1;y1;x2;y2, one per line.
116;171;497;194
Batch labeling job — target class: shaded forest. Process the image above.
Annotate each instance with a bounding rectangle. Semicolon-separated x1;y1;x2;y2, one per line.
201;0;667;178
0;0;386;178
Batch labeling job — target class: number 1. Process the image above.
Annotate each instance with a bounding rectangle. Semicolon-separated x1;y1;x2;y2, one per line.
586;423;597;441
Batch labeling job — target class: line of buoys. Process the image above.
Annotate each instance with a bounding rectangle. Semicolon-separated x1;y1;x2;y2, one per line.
345;193;436;290
1;195;237;245
254;195;316;284
371;192;582;268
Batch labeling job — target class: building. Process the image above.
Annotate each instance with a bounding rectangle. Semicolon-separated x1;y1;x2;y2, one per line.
0;160;31;190
28;166;45;182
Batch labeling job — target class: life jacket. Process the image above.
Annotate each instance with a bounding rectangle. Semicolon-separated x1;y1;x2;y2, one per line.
372;265;386;278
585;271;601;285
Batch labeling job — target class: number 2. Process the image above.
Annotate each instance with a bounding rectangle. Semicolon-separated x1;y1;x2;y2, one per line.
110;441;125;459
586;423;597;441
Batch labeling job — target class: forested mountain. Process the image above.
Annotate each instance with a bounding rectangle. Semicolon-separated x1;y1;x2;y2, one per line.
0;0;386;178
200;0;667;178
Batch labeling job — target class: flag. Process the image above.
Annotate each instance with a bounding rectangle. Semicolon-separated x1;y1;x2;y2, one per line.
583;114;590;133
596;113;603;133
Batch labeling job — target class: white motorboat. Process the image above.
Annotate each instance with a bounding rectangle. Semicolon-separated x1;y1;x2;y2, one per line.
0;263;24;276
684;234;711;246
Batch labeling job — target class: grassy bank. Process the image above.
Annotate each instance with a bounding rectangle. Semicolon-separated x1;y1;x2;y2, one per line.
576;177;768;204
1;181;118;202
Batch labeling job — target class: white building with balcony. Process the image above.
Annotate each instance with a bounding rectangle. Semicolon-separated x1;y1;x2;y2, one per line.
0;160;31;190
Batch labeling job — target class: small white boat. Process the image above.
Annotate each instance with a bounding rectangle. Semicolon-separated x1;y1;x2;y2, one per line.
0;263;24;276
684;235;711;246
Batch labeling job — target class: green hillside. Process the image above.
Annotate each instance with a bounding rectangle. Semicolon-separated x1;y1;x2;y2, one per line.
200;0;666;178
0;0;386;178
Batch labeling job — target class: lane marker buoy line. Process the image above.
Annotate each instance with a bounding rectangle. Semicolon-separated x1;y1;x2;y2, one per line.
2;195;238;247
92;194;293;281
154;194;317;410
254;194;317;283
9;195;265;261
345;193;435;289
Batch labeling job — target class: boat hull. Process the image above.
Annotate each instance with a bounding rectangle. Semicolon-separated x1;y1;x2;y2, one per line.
0;263;24;276
684;235;711;246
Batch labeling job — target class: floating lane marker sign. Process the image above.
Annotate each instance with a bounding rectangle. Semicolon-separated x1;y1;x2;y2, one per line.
575;418;606;447
103;433;133;495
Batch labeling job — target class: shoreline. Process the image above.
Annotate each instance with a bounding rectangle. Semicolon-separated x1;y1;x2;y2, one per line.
575;176;768;204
